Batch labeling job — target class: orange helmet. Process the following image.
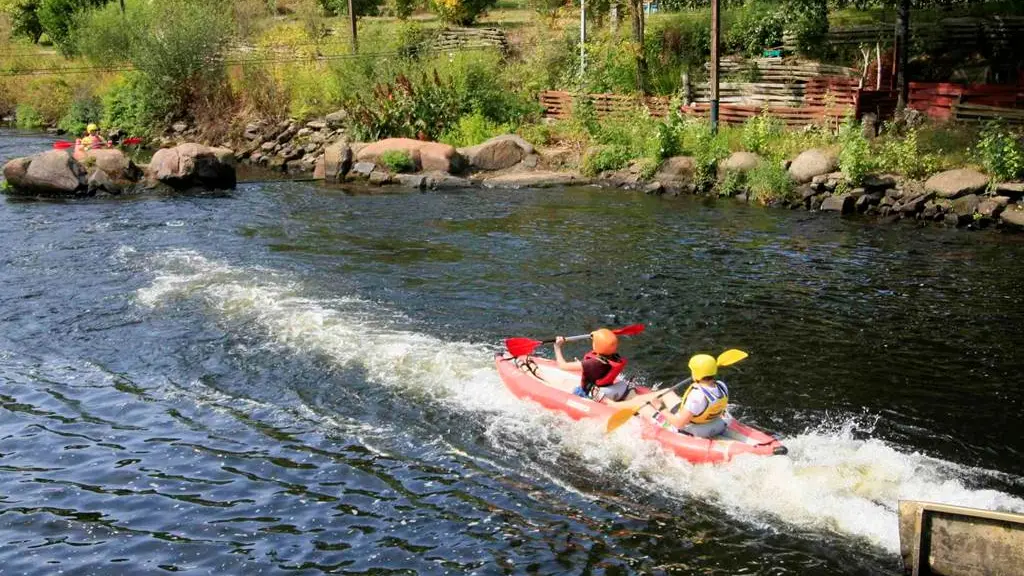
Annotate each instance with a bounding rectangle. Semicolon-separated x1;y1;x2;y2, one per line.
591;328;618;355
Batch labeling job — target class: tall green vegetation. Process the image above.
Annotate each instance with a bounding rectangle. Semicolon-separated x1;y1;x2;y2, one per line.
37;0;108;54
76;0;230;134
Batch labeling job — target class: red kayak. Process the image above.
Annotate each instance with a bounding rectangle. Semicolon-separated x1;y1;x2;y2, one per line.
495;354;787;464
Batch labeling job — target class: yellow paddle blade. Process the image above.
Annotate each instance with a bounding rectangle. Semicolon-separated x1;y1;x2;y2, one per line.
717;349;748;367
605;407;639;434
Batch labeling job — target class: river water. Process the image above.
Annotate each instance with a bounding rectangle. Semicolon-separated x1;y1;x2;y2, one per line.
2;129;1024;575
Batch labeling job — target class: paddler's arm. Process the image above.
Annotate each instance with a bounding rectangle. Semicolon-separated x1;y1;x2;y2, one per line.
553;336;582;372
654;390;694;429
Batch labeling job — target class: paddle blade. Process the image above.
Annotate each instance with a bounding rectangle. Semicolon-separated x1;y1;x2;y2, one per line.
504;337;542;357
717;349;748;367
612;323;645;336
605;407;639;434
52;141;73;150
122;137;142;145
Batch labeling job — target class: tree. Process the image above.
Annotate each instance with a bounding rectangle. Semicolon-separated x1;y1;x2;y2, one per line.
628;0;646;93
3;0;44;43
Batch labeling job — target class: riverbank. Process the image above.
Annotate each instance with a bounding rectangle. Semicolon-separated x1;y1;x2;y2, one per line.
203;117;1024;232
6;122;1024;233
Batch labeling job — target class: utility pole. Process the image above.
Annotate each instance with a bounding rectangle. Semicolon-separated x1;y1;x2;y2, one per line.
710;0;720;133
895;0;909;110
580;0;587;76
348;0;358;54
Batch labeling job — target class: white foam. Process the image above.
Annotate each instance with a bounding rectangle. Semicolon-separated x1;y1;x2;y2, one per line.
138;249;1024;554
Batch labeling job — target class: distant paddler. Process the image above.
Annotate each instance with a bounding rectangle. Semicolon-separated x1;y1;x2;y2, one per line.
75;123;108;153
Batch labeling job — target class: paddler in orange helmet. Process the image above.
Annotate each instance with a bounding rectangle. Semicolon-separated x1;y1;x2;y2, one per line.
553;328;633;403
654;354;730;437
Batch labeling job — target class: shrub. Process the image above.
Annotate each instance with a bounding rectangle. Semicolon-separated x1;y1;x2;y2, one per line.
748;161;794;205
581;145;632;176
78;0;230;120
973;121;1024;183
718;169;746;197
742;111;784;157
440;111;511;148
878;127;942;180
838;116;873;186
100;72;170;136
725;0;786;57
57;94;102;135
428;0;496;25
318;0;381;17
784;0;828;57
688;122;730;191
384;0;416;18
378;150;416;173
15;103;44;128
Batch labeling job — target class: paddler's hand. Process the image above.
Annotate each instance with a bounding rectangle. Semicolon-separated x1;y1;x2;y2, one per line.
554;336;565;347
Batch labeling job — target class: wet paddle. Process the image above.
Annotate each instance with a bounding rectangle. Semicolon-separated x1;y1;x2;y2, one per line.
504;323;645;357
605;349;748;434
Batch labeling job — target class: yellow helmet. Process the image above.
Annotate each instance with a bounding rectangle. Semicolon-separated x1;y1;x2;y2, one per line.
591;328;618;355
688;354;718;381
86;123;98;133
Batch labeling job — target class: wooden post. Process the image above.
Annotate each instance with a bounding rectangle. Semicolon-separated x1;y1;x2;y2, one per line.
710;0;720;133
895;0;909;110
348;0;358;54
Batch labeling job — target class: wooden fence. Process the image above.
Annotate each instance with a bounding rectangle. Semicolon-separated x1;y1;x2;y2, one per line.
540;80;1024;126
782;16;1024;50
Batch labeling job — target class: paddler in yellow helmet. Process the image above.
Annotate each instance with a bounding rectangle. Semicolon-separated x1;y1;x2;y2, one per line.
553;328;633;403
76;123;106;151
656;354;730;437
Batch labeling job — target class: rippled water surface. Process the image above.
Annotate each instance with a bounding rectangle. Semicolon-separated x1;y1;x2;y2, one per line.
3;130;1024;575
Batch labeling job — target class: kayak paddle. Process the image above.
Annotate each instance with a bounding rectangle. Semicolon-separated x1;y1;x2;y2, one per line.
504;323;645;357
52;137;142;150
605;348;748;434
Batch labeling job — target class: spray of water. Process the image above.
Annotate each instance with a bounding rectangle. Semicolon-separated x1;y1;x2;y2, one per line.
138;249;1024;554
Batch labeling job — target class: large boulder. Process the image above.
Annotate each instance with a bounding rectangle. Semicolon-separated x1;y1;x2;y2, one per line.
316;141;353;182
655;156;696;182
146;143;237;191
925;168;988;199
719;151;761;174
788;149;839;183
2;150;88;196
821;194;855;214
75;149;142;188
356;138;465;174
1000;206;1024;228
951;193;980;219
459;135;534;171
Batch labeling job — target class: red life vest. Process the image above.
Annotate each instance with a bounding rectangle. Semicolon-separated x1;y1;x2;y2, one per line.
581;351;627;388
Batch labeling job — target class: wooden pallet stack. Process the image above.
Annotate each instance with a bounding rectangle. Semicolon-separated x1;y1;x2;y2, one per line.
429;27;508;53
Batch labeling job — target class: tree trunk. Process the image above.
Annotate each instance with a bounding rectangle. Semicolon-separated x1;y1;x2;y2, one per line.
631;0;646;94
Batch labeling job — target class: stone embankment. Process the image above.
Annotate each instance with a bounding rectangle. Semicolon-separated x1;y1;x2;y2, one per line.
2;143;236;197
7;117;1023;232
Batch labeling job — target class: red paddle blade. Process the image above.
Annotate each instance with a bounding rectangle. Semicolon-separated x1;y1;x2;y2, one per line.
123;137;142;145
53;141;73;150
504;337;542;357
613;323;645;336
